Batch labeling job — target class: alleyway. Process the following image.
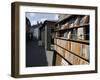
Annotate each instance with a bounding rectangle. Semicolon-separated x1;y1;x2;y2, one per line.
26;37;48;67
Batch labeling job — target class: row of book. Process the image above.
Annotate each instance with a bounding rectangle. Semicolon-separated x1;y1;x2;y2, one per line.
64;51;88;65
55;27;89;40
59;15;89;30
55;54;69;66
54;39;89;60
54;44;89;65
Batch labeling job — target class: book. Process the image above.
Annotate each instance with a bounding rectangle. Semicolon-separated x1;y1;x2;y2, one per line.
77;28;84;40
71;54;88;65
64;32;68;38
73;55;79;65
56;54;62;65
65;51;71;63
61;25;65;30
56;24;60;30
57;39;60;45
65;41;68;49
65;41;71;50
80;15;89;25
68;41;71;50
80;44;90;60
60;39;66;48
54;38;56;44
64;23;69;28
71;29;77;40
67;31;71;39
71;42;81;55
79;59;88;64
74;17;81;27
69;23;74;28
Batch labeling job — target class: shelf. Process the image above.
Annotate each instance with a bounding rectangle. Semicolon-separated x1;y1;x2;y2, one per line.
55;24;89;32
54;43;89;62
55;37;89;45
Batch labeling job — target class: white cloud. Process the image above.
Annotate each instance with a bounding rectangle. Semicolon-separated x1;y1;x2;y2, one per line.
54;14;58;20
40;18;47;22
31;20;37;25
29;13;36;17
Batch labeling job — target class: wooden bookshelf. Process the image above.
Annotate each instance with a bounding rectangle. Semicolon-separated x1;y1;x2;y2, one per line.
54;15;90;66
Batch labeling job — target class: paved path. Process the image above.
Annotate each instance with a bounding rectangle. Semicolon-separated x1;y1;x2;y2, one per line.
26;37;48;67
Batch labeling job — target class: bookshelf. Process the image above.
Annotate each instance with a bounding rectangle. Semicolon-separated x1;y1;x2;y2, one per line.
54;15;90;66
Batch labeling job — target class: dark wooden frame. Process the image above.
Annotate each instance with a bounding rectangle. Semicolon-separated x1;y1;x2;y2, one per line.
11;2;98;78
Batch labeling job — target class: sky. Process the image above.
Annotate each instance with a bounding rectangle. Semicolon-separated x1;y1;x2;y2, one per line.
26;12;59;26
